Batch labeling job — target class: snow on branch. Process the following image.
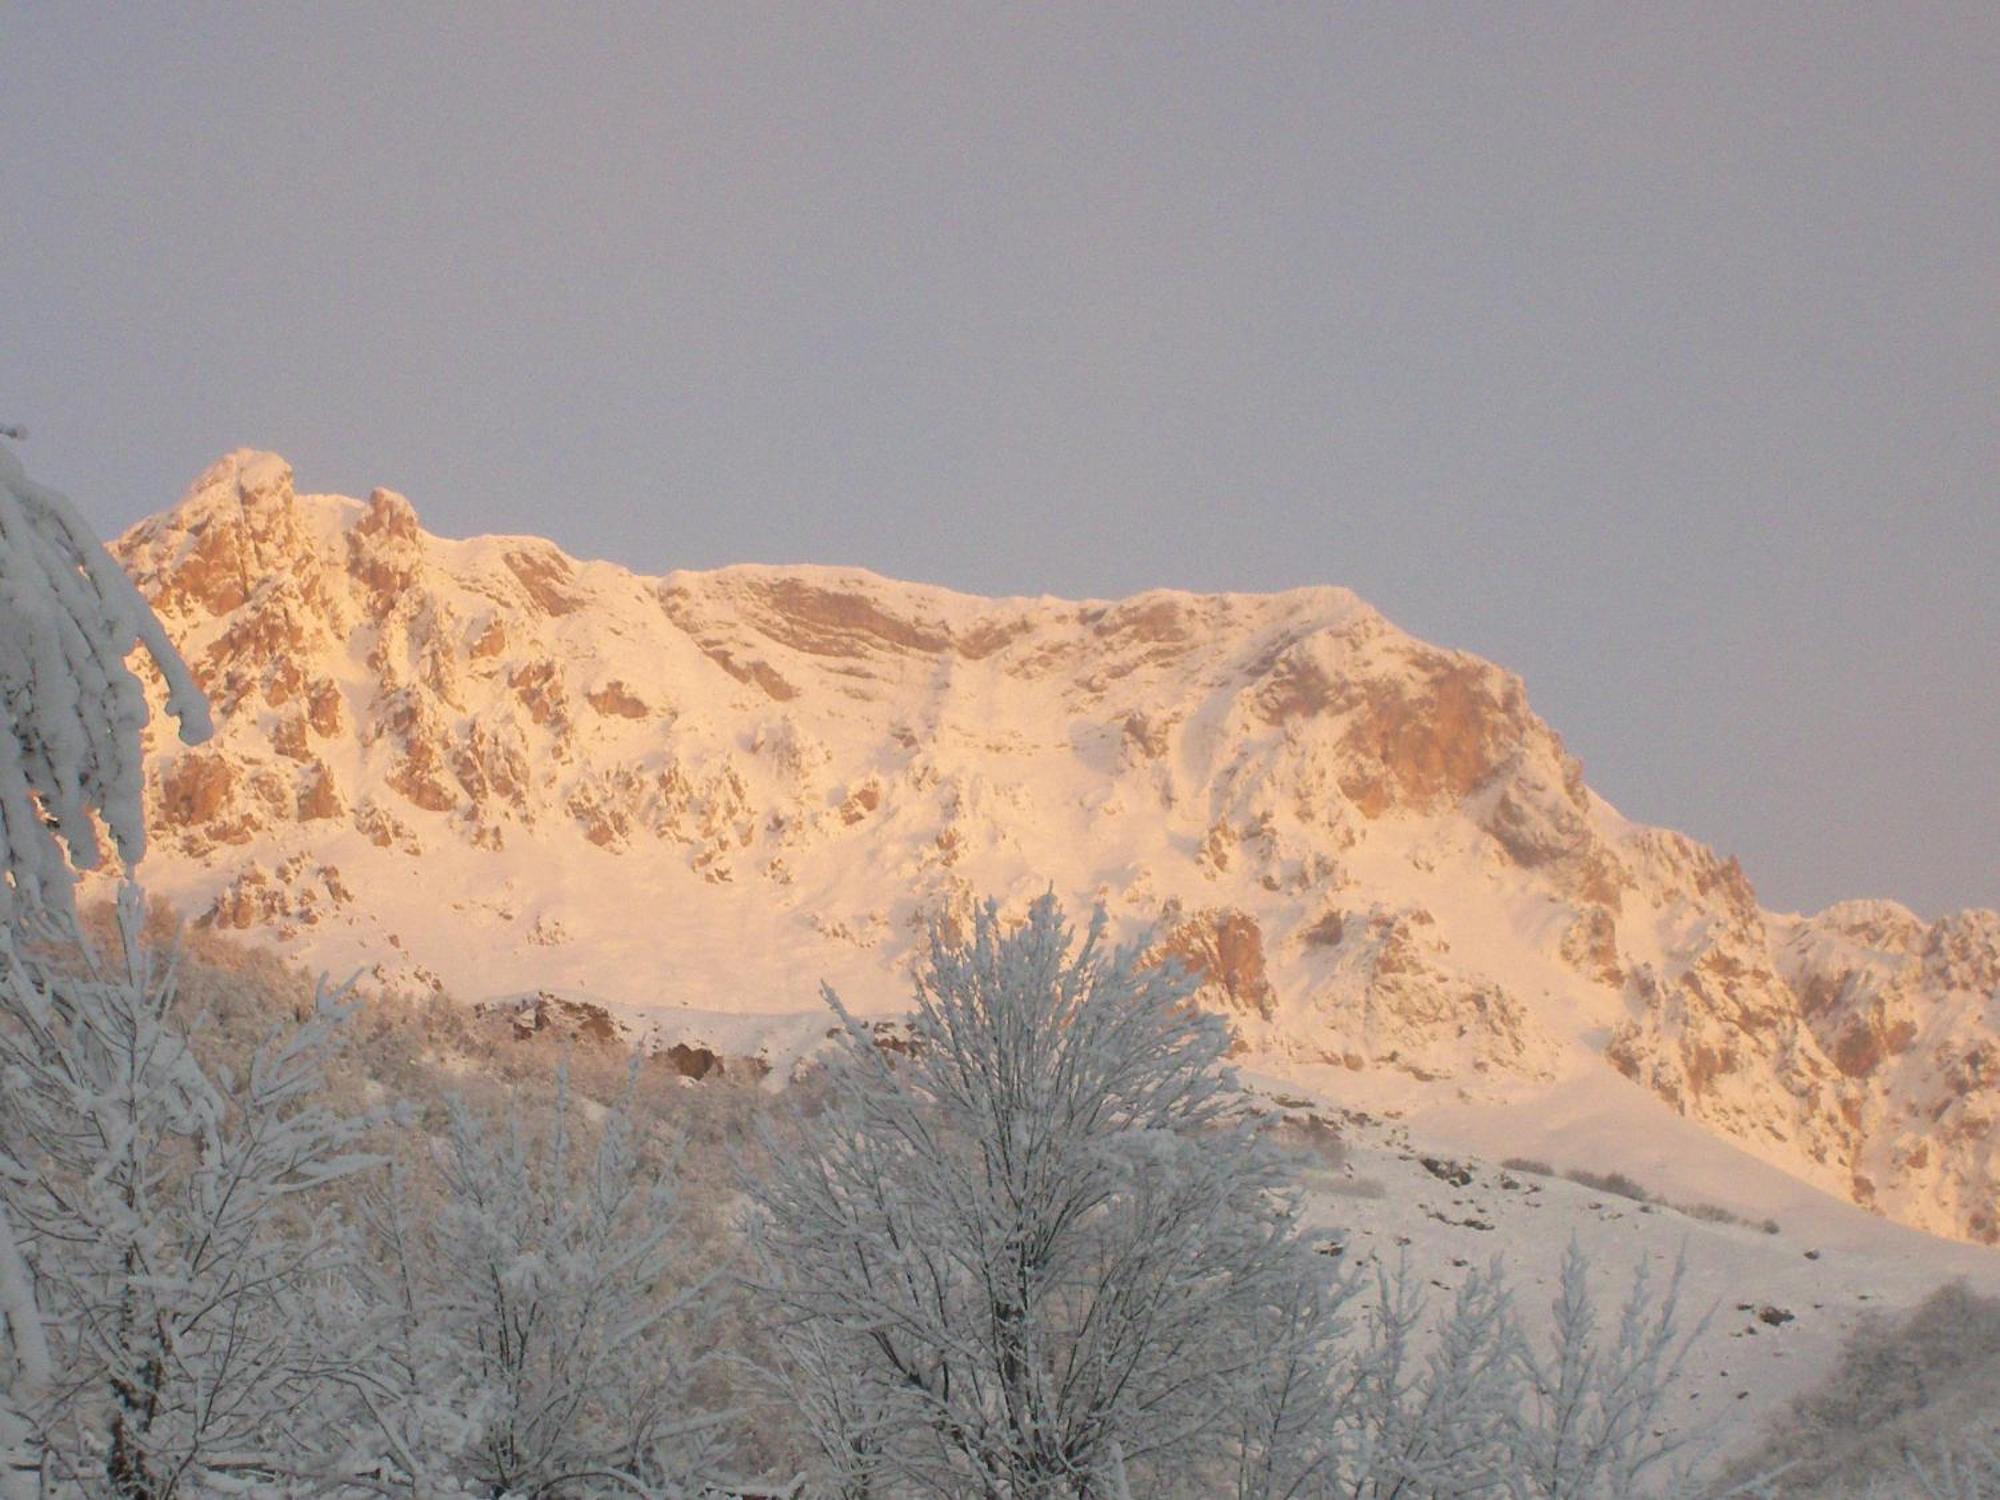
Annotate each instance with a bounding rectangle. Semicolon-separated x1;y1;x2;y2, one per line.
0;439;210;923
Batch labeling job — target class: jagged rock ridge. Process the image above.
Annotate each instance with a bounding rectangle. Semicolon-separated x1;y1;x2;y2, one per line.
112;452;1999;1244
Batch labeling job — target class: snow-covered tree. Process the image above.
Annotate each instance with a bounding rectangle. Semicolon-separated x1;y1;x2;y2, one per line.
1252;1242;1703;1500
1217;1255;1352;1500
1514;1243;1699;1498
0;440;216;1498
0;887;376;1496
746;894;1332;1499
1334;1255;1522;1494
0;438;209;926
333;1066;728;1497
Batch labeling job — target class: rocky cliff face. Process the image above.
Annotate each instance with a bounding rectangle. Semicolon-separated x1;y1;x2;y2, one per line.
112;452;1999;1243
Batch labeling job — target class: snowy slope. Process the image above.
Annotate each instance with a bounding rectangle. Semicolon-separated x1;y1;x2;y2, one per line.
1274;1089;2000;1470
108;451;2000;1249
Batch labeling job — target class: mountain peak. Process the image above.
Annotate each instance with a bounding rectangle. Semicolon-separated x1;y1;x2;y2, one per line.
107;454;2000;1248
176;449;306;537
193;447;295;501
117;450;331;619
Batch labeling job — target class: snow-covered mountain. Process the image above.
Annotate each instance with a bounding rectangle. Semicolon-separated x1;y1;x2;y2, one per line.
112;451;1999;1246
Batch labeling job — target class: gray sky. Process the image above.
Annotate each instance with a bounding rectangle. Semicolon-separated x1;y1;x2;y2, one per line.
5;3;1995;917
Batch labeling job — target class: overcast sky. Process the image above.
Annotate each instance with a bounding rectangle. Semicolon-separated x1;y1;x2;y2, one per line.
5;3;1994;917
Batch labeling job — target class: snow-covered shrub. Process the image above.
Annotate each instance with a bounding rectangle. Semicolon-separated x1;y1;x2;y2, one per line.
19;913;774;1493
0;889;375;1496
1332;1255;1523;1494
1562;1167;1654;1203
1511;1243;1701;1497
331;1065;733;1497
1720;1280;2000;1497
1671;1200;1781;1236
746;894;1333;1498
1237;1240;1702;1500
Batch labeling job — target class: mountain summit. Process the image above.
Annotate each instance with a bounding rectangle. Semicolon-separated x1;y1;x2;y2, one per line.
114;451;1999;1243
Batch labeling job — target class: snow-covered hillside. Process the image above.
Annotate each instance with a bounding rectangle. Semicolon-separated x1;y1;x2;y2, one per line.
1274;1088;2000;1469
109;451;2000;1247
